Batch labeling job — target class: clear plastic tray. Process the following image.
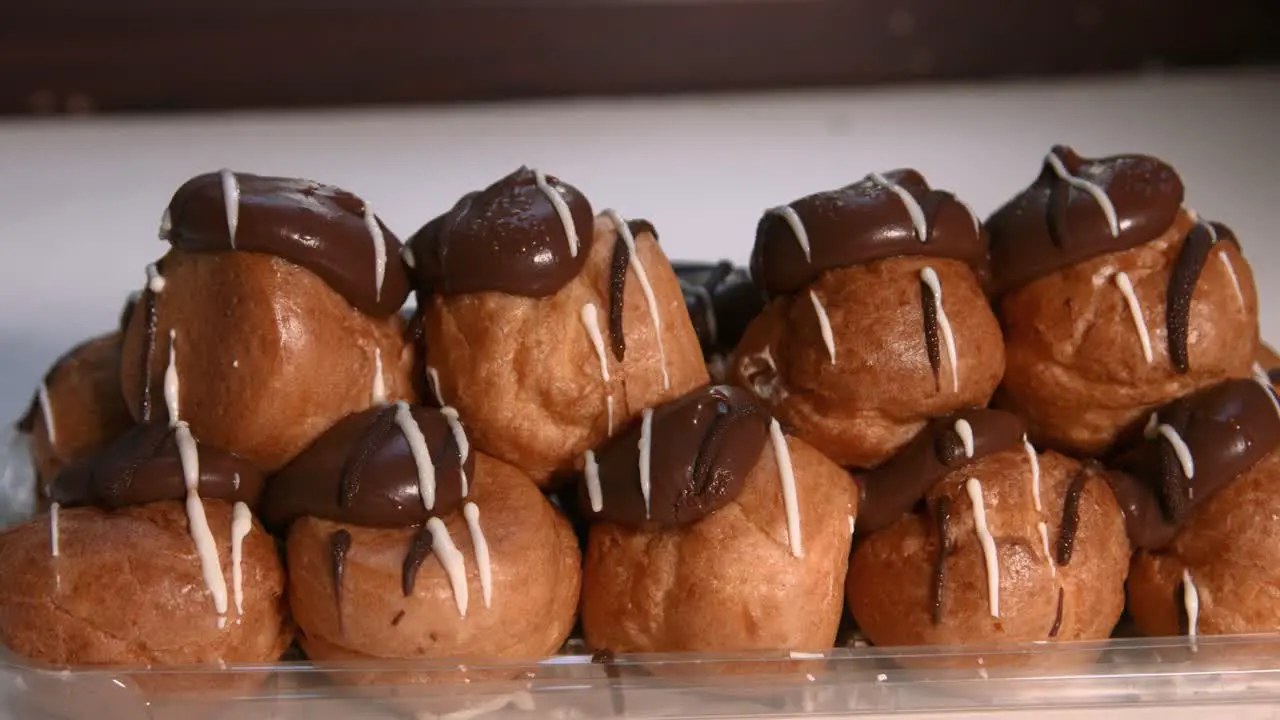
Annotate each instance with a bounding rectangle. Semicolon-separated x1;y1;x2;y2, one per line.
5;433;1280;719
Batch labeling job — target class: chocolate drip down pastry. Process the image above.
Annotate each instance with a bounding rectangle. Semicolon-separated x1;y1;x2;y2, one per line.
272;403;581;670
580;386;857;654
406;170;707;485
990;146;1258;456
1119;379;1280;638
846;409;1130;662
121;170;417;473
0;420;290;669
731;169;1004;469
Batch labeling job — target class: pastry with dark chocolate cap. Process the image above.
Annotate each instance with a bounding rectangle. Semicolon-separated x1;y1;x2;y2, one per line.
673;261;764;381
1115;378;1280;637
731;170;1004;468
990;146;1258;456
266;402;580;673
0;421;290;668
120;171;416;473
847;409;1129;661
580;386;856;653
407;167;707;485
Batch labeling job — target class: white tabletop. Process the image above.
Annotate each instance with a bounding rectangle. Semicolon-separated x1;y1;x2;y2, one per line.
1;69;1277;420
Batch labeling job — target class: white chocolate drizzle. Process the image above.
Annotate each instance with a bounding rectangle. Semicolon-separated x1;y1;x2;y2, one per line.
1153;423;1195;481
1217;252;1246;307
230;501;252;618
400;245;416;269
606;396;615;437
584;450;603;512
638;408;654;519
427;517;469;616
1252;362;1280;419
1037;521;1056;576
364;206;387;302
175;422;229;627
769;205;811;261
869;172;928;242
769;418;804;558
580;303;611;383
158;207;172;241
145;263;166;294
463;502;493;609
956;197;982;238
1182;568;1200;648
371;348;388;406
920;267;959;391
533;169;579;257
965;477;1000;618
426;366;446;407
36;381;56;447
394;401;437;510
1044;152;1119;237
440;406;471;497
163;329;181;426
220;169;240;248
605;209;670;390
49;502;60;557
954;419;974;458
1024;434;1042;512
1114;271;1153;363
808;290;836;365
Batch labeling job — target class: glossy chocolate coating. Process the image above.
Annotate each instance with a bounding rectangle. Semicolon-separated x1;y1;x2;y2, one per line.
1109;378;1280;549
855;409;1026;535
164;172;410;317
750;170;989;297
408;167;594;298
1167;221;1239;374
673;262;764;356
606;219;660;361
49;422;263;509
262;404;473;529
987;146;1185;296
580;386;768;527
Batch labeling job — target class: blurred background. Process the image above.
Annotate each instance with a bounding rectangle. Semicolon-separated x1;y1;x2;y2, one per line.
1;0;1278;418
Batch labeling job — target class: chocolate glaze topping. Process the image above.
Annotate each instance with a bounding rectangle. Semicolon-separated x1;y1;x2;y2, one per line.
1167;221;1239;374
49;422;264;509
855;409;1026;535
673;262;765;357
139;282;161;423
1049;588;1065;638
987;146;1185;296
930;496;952;625
607;219;659;361
262;404;474;529
408;167;594;298
164;172;410;317
1055;465;1092;566
1108;378;1280;549
580;386;768;528
919;277;943;390
750;170;989;297
402;527;434;597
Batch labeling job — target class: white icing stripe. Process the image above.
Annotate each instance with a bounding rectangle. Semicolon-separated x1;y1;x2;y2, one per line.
808;290;837;365
146;263;166;293
426;366;446;407
580;303;611;383
606;396;615;437
584;450;603;513
920;267;959;391
1217;252;1245;307
954;419;974;458
1036;521;1055;576
1251;363;1280;420
605;209;670;390
364;206;387;302
49;502;60;557
36;381;56;447
769;419;804;558
638;408;654;519
869;172;928;242
1144;412;1159;439
682;280;719;347
1024;435;1042;512
175;422;229;626
230;501;252;617
1182;568;1200;646
427;517;469;617
220;169;240;248
463;502;493;609
401;245;416;270
440;407;470;497
394;402;437;510
769;205;811;261
164;329;180;427
1114;272;1154;364
1044;152;1119;237
158;207;172;241
956;197;981;238
849;515;856;535
1155;424;1195;480
371;348;387;406
533;169;579;257
965;477;1000;618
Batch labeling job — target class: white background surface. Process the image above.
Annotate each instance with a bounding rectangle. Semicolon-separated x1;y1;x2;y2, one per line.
0;69;1277;420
